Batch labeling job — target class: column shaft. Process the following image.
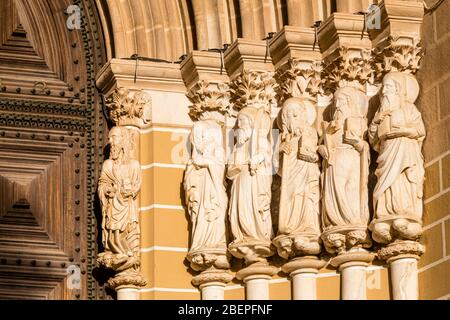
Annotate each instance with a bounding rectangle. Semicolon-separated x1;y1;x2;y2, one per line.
390;258;419;300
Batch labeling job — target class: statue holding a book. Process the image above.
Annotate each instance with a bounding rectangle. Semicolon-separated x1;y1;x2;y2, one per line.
368;72;425;245
319;86;372;254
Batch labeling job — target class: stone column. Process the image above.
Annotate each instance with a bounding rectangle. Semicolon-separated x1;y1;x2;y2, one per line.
317;12;375;300
96;58;191;300
94;87;151;300
180;51;235;300
283;257;325;300
269;26;326;300
224;39;279;300
368;0;426;300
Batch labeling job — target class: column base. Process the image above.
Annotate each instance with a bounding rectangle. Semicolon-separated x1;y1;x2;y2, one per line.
282;256;326;300
192;269;234;300
236;262;279;300
331;249;374;300
116;286;140;300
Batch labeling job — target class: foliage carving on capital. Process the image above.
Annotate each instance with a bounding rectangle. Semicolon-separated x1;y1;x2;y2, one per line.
324;47;374;92
374;36;423;80
106;87;152;126
276;59;324;102
187;80;231;121
230;70;278;112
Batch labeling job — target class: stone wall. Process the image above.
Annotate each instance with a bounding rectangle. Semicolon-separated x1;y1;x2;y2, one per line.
417;0;450;300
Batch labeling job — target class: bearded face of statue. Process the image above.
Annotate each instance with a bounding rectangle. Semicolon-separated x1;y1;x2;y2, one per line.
109;128;124;160
334;93;352;128
381;79;401;111
236;114;252;146
283;104;304;134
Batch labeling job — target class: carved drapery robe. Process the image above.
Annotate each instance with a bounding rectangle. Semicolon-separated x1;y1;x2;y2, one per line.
227;107;274;263
369;100;425;243
98;158;141;257
275;126;321;258
184;119;229;270
321;122;370;229
320;87;371;254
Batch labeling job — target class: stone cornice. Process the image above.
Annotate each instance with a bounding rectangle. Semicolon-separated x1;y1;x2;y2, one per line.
95;58;185;95
223;38;274;80
180;51;230;92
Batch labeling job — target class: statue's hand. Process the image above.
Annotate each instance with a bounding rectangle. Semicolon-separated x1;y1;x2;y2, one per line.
343;137;364;152
386;127;417;139
120;189;134;198
280;142;292;155
329;120;341;133
298;152;318;163
373;111;391;124
105;185;116;198
317;145;328;160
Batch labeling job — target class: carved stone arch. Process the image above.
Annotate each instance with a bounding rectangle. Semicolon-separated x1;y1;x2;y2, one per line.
0;0;109;300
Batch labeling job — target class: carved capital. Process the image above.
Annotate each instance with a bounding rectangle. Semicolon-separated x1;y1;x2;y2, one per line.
330;249;375;270
105;87;152;127
235;262;279;281
324;47;375;92
230;70;278;112
374;35;424;81
276;59;324;102
282;256;326;275
322;227;372;255
192;268;234;287
108;272;147;290
187;80;231;121
378;240;425;262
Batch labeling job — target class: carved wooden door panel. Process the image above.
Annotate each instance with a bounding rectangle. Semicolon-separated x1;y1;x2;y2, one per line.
0;0;107;299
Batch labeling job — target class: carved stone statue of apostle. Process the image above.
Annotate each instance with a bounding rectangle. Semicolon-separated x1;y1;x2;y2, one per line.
97;126;146;288
319;86;372;254
273;98;321;259
368;72;425;245
184;110;230;272
227;106;274;265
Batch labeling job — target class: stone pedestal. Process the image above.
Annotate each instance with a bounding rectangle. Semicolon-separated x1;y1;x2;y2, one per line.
116;287;140;300
192;269;234;301
331;250;374;300
282;256;326;300
236;263;278;300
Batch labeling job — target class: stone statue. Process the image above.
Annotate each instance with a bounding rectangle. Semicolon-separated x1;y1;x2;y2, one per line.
319;86;372;254
184;111;230;272
273;98;321;259
97;126;146;288
227;106;274;265
368;72;425;245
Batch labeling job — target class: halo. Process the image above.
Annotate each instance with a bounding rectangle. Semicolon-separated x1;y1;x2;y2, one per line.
383;72;420;104
280;97;317;127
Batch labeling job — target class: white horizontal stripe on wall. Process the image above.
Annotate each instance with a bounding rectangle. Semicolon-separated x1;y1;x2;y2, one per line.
139;287;199;293
141;163;186;170
418;256;450;273
141;246;188;253
425;150;450;167
140;127;191;135
423;214;450;231
424;187;450;204
139;204;185;212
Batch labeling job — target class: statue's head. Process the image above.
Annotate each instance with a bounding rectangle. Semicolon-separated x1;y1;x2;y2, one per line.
109;126;132;162
236;108;255;145
381;72;420;110
334;86;368;119
281;98;316;133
